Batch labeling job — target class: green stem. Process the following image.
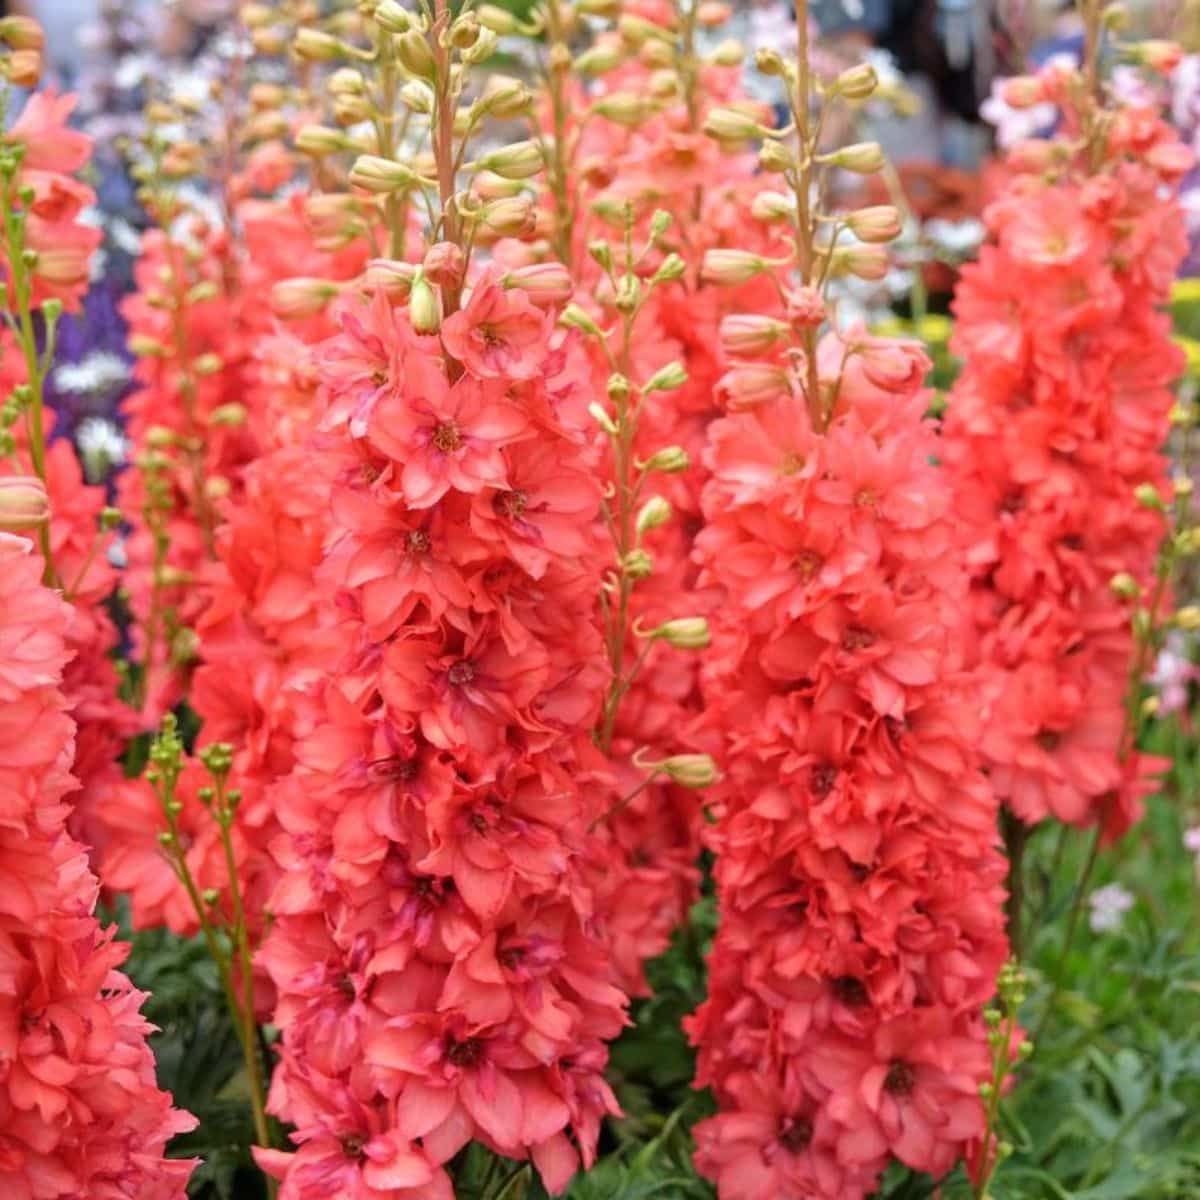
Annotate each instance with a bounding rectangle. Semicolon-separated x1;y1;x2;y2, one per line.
1034;826;1101;1043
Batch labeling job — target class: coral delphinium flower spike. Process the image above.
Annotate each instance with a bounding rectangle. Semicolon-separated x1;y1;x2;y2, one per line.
0;22;140;862
501;0;774;995
253;2;633;1195
941;6;1191;847
0;532;198;1198
684;4;1010;1197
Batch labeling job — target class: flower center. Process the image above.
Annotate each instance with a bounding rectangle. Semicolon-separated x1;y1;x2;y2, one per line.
341;1134;366;1159
446;1035;484;1068
433;422;462;452
448;660;475;687
495;489;528;520
367;755;417;783
794;550;823;582
841;625;876;652
337;973;356;1000
832;975;869;1008
810;763;837;797
1036;730;1061;752
406;530;431;555
778;1116;813;1153
883;1059;916;1096
478;324;503;348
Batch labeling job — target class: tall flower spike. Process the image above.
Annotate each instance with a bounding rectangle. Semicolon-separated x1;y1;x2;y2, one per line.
0;534;196;1198
686;4;1010;1196
253;2;628;1194
940;12;1190;844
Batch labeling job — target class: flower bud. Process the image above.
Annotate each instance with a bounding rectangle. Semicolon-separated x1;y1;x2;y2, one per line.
350;154;417;193
328;67;366;96
480;75;532;118
831;243;890;282
622;548;654;578
477;3;519;33
410;276;441;334
652;253;687;284
834;62;878;99
720;314;790;357
209;403;247;427
502;262;573;307
718;363;790;410
636;496;672;535
461;27;499;65
1000;75;1046;109
759;139;795;173
642;445;689;474
4;49;41;87
476;140;544;180
755;46;786;76
449;13;481;47
575;43;624;75
1134;483;1166;511
0;475;49;531
649;617;710;648
1109;572;1140;599
561;304;603;336
401;80;434;114
660;753;717;788
1130;40;1183;74
703;106;768;142
397;30;437;78
593;92;652;127
129;334;167;357
708;39;743;68
751;190;796;221
0;16;44;50
1102;3;1130;30
294;28;343;61
480;195;536;237
422;242;464;289
334;93;372;125
589;402;618;435
364;259;418;297
823;141;886;174
644;361;687;392
193;353;223;377
1176;605;1200;630
845;205;902;244
639;39;675;69
615;273;642;312
296;124;350;157
701;249;766;286
373;0;412;31
618;14;671;47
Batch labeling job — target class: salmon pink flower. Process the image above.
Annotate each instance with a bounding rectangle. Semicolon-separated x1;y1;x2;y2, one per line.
442;268;550;381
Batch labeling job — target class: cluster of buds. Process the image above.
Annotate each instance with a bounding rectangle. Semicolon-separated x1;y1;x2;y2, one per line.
561;205;712;779
700;45;902;429
0;15;43;87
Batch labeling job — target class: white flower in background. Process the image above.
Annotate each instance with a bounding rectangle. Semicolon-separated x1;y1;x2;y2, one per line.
1152;634;1198;715
55;353;132;398
925;217;986;260
76;416;130;483
980;79;1057;149
1088;882;1135;934
1184;827;1200;881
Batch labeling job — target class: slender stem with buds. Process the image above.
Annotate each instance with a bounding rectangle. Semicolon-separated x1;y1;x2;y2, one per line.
543;0;574;266
790;0;823;431
0;156;58;584
430;0;463;316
